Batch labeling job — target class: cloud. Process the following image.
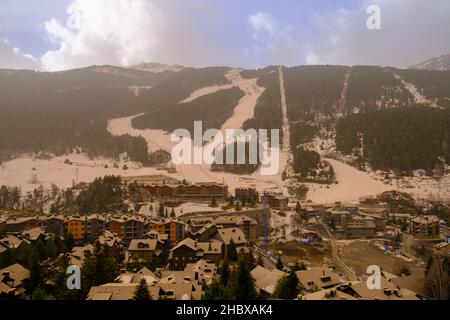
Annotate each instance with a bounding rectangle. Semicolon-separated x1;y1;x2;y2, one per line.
40;0;235;71
246;11;303;67
0;39;41;70
307;0;450;67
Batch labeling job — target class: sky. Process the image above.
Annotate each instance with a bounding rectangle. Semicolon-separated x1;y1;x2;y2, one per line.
0;0;450;71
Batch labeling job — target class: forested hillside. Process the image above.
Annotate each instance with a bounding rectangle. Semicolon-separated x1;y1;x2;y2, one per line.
132;87;244;134
336;107;450;172
346;66;413;111
396;69;450;109
0;66;229;163
242;66;283;135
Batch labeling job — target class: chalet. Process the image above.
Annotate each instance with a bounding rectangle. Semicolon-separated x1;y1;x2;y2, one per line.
215;227;248;253
296;266;342;292
251;266;286;299
0;263;30;297
21;227;47;243
169;238;222;270
5;217;39;232
0;235;28;250
128;239;161;262
70;244;95;266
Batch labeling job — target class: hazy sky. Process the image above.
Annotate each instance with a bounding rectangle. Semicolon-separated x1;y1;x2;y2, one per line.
1;0;450;71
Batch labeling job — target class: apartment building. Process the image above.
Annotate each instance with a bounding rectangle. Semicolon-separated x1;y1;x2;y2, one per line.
410;215;440;240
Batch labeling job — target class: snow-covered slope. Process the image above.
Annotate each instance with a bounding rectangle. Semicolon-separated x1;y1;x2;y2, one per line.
410;54;450;71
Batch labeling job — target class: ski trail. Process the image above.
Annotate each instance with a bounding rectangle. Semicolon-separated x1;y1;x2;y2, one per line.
279;65;293;178
393;72;443;109
337;69;351;117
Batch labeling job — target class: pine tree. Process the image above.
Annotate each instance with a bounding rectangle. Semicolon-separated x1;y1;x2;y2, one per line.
227;239;238;262
227;256;257;300
220;255;230;286
276;256;284;270
273;270;300;300
133;279;151;300
203;279;228;300
244;248;256;271
63;232;75;253
257;253;264;267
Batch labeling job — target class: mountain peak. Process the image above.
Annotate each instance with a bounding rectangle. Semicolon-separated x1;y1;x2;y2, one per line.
410;54;450;71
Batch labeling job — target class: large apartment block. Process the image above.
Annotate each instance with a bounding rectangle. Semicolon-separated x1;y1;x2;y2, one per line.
410;215;440;240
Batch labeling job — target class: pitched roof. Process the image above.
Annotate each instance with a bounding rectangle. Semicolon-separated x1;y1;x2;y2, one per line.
22;227;46;241
296;266;342;291
251;266;286;295
348;277;419;300
301;289;357;300
0;263;30;288
170;238;222;255
97;230;121;247
216;228;247;245
0;235;26;249
87;283;138;300
128;239;158;252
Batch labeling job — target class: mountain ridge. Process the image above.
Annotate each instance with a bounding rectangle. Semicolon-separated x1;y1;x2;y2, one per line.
410;54;450;71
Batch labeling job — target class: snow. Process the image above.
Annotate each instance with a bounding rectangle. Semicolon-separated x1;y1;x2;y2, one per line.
180;84;235;103
279;66;293;179
305;158;392;203
128;85;152;97
393;72;443;109
108;114;176;153
0;153;177;194
219;69;265;134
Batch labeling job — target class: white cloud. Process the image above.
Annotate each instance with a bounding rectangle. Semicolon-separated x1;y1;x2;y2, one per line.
0;39;41;70
308;0;450;67
40;0;234;71
246;11;303;67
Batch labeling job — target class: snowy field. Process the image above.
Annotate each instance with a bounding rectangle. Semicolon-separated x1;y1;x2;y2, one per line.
0;153;179;194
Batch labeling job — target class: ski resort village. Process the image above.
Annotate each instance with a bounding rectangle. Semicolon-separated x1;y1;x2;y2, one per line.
1;63;450;301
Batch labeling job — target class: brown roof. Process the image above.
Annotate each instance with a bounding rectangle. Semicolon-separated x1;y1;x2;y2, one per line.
170;238;222;255
301;289;357;300
128;239;158;252
251;266;286;295
296;266;342;291
348;277;419;300
0;235;26;249
216;228;247;245
22;227;46;241
0;263;30;289
390;272;426;296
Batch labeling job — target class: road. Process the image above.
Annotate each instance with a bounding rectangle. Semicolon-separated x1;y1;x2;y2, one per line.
323;224;358;281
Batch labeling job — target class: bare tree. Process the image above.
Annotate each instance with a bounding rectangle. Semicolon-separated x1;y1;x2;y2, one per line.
426;257;449;300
